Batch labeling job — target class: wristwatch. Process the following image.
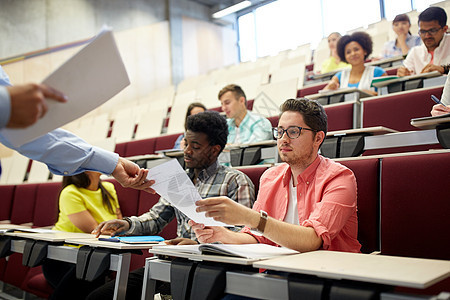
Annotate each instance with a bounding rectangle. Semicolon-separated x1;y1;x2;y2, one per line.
256;210;268;234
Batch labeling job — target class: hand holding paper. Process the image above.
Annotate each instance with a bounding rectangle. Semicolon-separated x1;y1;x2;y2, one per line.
145;159;226;226
1;28;130;147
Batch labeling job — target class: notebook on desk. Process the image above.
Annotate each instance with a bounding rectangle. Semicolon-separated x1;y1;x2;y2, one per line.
152;243;299;260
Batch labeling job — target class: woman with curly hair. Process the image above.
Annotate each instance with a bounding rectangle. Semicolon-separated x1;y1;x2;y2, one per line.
324;31;386;95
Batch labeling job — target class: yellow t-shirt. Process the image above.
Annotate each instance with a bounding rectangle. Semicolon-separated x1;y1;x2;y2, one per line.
53;182;120;233
321;56;350;74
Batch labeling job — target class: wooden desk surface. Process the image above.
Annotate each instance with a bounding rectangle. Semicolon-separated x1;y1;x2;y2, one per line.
327;126;398;137
254;251;450;289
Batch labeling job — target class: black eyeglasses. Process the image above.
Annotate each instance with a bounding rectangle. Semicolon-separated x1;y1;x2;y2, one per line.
418;27;442;36
272;126;317;139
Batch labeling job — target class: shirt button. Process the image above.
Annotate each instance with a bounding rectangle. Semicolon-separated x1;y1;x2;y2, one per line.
63;171;68;175
306;181;309;185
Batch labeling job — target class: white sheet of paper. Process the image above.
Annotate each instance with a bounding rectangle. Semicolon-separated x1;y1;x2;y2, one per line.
0;28;130;147
146;159;226;226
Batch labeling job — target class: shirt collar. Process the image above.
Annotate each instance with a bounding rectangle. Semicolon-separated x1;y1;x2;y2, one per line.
231;110;250;127
187;160;219;182
282;155;322;187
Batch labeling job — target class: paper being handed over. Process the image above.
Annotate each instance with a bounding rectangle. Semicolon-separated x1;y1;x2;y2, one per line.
0;27;130;147
146;159;226;226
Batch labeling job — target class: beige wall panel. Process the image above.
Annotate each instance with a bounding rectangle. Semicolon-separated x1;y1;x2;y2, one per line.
2;61;24;85
23;55;52;83
182;17;237;80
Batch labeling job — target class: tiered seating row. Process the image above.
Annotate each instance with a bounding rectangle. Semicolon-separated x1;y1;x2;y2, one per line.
2;151;450;297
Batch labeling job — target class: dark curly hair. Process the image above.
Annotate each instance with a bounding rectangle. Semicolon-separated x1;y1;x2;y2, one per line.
186;111;228;153
337;31;373;63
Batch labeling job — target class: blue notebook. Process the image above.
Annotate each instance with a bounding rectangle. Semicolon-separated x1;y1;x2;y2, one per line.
117;236;165;244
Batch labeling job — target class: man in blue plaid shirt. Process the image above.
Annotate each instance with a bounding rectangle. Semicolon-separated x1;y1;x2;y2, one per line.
88;111;255;300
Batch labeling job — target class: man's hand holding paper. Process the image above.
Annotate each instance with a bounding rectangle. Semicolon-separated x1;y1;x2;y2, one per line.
145;159;226;226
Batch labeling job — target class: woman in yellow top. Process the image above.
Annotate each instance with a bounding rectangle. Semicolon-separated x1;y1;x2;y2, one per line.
53;171;122;232
321;32;350;73
43;171;121;300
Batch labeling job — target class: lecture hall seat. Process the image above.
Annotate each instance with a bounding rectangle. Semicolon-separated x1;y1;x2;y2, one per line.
362;86;444;132
324;103;354;132
338;158;380;254
32;182;61;227
10;184;39;226
124;137;157;157
0;184;15;222
236;166;269;199
154;133;181;152
380;152;450;260
105;178;140;218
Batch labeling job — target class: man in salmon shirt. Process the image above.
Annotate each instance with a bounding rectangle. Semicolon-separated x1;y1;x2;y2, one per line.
191;98;361;254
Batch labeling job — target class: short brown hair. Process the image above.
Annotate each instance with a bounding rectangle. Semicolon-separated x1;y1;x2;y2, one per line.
218;84;247;105
280;98;328;136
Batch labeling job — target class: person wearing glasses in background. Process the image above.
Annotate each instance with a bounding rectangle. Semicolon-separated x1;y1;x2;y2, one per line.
189;99;361;258
397;6;450;76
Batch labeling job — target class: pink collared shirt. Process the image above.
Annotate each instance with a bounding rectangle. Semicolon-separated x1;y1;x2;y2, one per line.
241;155;361;253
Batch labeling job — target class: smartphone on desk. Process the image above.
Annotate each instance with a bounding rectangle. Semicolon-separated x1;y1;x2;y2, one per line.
98;237;120;242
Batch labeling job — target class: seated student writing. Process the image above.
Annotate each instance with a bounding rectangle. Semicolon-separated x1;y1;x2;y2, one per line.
431;75;450;116
43;171;121;300
397;7;450;77
323;32;386;96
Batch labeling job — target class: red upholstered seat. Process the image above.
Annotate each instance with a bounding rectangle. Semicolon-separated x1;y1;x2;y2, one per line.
236;166;269;198
380;152;450;260
105;179;140;218
114;142;127;157
0;185;15;221
124;137;157;157
267;116;279;128
297;83;327;97
362;86;444;132
33;182;61;227
155;133;181;152
338;158;380;254
2;253;30;289
10;184;38;225
22;267;53;299
324;103;354;132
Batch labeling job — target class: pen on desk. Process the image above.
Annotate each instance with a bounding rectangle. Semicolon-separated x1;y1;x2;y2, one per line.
431;95;446;107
